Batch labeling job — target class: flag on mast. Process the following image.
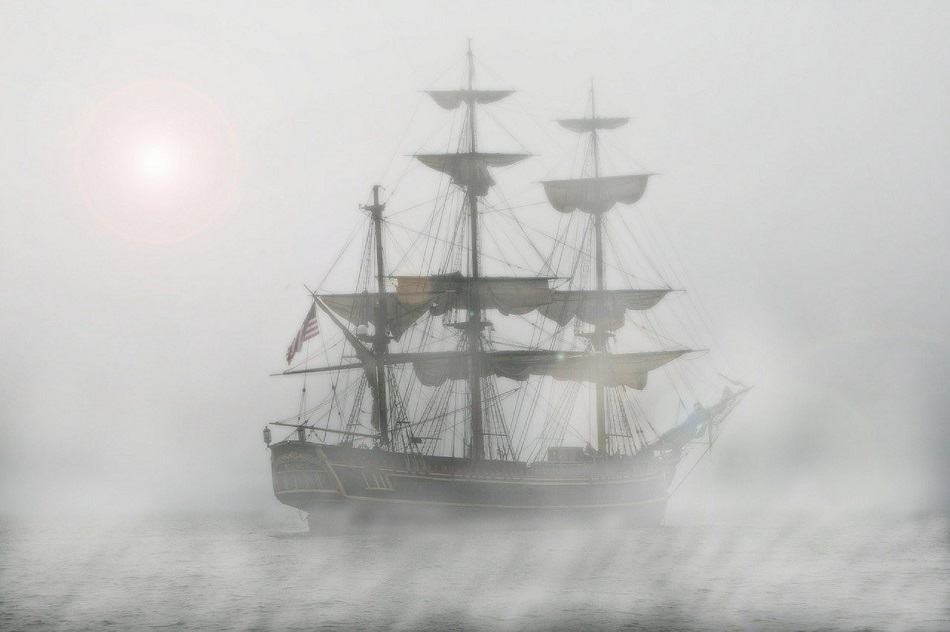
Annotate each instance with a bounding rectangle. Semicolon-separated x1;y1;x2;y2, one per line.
286;301;319;364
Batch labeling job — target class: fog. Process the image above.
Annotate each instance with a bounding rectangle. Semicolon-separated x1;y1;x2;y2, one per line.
1;1;948;525
1;513;944;630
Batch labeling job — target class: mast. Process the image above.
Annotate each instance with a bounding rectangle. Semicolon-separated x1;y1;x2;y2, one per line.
364;185;390;446
590;80;608;455
540;83;664;455
465;39;485;461
412;42;529;459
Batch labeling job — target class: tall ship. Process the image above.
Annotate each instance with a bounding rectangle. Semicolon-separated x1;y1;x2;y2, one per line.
263;43;749;528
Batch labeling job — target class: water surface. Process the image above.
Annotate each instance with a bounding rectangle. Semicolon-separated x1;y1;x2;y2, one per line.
1;513;946;630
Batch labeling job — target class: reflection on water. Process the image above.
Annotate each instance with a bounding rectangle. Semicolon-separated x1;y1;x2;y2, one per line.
1;512;947;631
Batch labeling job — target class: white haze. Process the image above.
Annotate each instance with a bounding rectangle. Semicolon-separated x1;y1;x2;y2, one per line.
2;3;949;631
1;1;948;524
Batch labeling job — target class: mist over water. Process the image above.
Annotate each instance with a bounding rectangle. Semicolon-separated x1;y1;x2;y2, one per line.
2;1;949;630
2;512;946;631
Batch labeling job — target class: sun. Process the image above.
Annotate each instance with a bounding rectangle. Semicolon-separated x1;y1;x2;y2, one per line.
137;141;179;185
75;80;240;244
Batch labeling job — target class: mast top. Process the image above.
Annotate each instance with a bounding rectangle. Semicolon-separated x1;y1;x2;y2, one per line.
423;40;515;111
556;81;630;133
542;83;648;214
467;39;474;90
360;184;385;215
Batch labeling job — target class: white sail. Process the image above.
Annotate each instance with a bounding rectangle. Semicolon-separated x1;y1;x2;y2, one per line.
416;152;529;196
557;117;629;133
426;90;514;110
542;174;652;214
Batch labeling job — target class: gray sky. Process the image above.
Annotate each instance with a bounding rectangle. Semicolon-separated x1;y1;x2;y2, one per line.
1;1;948;518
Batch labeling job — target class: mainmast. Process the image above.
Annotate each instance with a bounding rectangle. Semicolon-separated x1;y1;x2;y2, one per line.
590;81;608;455
464;40;486;461
363;184;390;446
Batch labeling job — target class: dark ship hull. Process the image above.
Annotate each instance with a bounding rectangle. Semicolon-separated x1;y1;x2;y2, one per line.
270;440;679;528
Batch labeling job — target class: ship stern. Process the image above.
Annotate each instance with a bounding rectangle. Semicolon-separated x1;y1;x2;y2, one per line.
269;441;343;513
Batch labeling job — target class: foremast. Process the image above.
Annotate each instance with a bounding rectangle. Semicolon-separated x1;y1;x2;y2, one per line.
363;184;390;447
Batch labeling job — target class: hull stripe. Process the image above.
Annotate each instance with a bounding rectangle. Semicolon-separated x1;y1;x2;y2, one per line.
326;462;668;486
331;493;669;510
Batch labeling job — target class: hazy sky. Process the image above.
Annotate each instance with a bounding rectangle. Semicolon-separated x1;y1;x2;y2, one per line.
1;1;948;518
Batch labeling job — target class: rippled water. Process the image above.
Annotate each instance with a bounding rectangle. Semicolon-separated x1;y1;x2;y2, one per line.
1;512;947;631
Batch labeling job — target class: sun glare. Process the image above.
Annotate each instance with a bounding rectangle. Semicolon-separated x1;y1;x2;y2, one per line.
76;80;239;244
138;142;178;185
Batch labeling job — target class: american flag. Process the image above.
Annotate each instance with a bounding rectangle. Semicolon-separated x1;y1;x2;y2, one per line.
286;301;320;364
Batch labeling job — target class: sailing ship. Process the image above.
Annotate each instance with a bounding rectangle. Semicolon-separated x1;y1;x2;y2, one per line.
263;43;749;528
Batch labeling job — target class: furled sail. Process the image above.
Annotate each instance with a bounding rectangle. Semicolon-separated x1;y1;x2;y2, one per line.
533;349;688;388
541;289;670;330
416;152;530;196
320;293;432;341
398;276;670;328
325;280;670;338
426;90;514;110
390;349;689;389
542;174;652;214
557;117;629;133
395;273;553;315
